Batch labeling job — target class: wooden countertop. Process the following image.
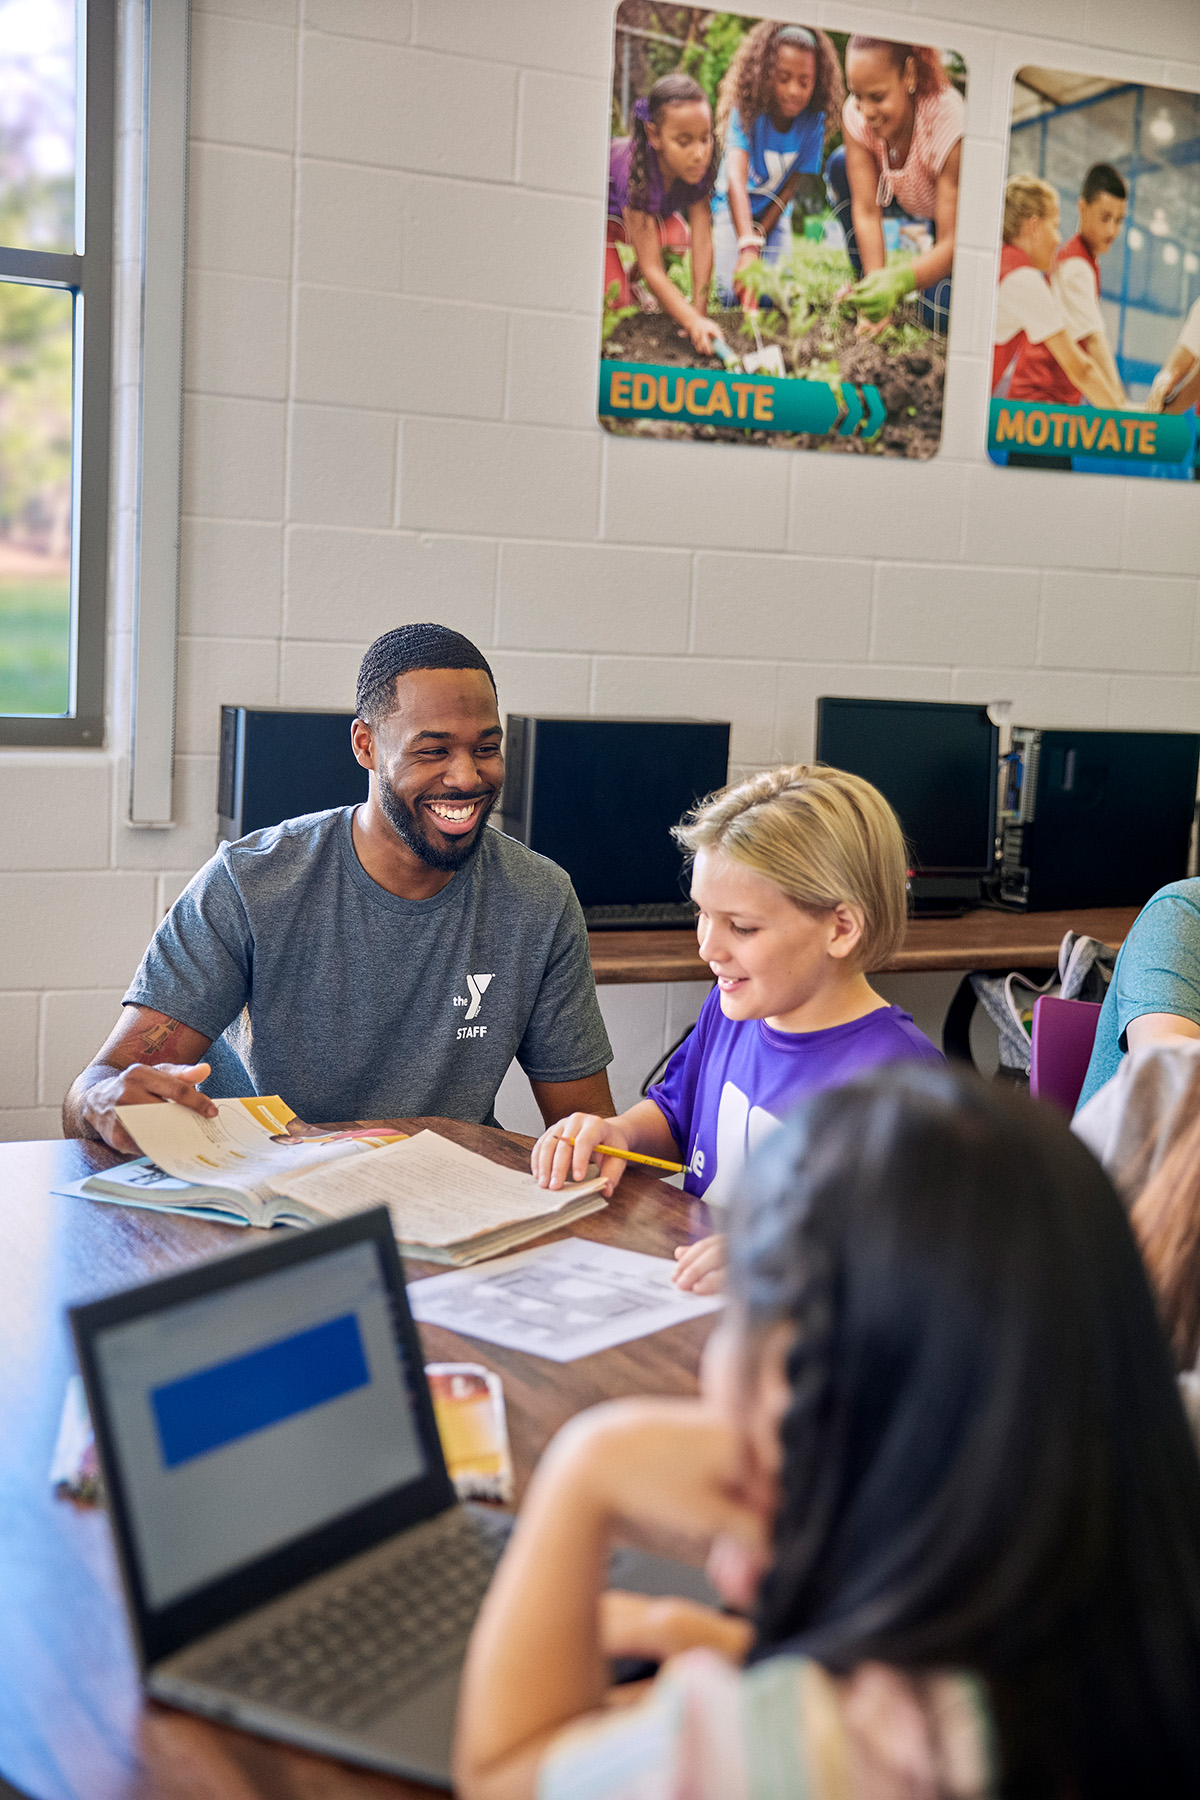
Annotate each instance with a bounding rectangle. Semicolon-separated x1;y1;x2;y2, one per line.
589;906;1140;984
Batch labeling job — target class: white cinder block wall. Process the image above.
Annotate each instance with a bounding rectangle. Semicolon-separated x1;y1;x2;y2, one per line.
1;0;1199;1139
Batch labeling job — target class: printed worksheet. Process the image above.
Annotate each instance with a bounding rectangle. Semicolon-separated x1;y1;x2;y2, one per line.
407;1237;722;1362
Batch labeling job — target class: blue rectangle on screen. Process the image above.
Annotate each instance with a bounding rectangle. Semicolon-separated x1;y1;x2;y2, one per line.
151;1313;371;1468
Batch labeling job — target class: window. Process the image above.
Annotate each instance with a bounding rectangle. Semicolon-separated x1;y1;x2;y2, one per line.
0;0;112;747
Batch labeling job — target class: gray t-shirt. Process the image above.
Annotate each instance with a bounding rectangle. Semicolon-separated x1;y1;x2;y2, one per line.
123;809;612;1126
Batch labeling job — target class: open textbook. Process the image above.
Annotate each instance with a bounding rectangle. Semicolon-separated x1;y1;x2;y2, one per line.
74;1095;405;1223
64;1099;607;1264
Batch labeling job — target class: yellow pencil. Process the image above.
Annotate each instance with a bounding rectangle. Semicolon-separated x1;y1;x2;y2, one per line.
566;1137;685;1175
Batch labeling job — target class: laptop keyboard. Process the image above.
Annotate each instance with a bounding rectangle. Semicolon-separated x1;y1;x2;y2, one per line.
192;1509;509;1728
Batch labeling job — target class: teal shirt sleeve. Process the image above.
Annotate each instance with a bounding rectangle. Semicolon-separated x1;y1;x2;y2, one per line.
1077;881;1200;1109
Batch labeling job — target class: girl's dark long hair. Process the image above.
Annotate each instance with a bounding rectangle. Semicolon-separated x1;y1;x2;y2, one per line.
727;1062;1200;1795
716;21;843;144
627;74;717;214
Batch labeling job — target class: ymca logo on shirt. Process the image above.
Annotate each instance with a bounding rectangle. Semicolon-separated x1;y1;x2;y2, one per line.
693;1080;781;1208
754;148;798;198
453;973;494;1040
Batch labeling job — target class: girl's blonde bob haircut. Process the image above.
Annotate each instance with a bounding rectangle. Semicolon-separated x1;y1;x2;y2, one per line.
1003;173;1058;245
673;763;908;971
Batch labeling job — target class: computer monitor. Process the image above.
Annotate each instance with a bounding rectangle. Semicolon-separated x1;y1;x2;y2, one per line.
815;697;999;905
498;716;731;926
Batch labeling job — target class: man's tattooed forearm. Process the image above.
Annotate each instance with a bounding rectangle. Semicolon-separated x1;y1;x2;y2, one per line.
136;1017;186;1058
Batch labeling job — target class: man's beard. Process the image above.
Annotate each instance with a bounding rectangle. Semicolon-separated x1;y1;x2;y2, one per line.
376;775;497;873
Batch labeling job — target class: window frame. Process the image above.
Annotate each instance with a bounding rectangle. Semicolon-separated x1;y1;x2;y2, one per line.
0;0;114;748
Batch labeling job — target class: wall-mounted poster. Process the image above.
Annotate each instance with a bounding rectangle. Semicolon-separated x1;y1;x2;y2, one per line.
599;5;966;458
990;69;1200;479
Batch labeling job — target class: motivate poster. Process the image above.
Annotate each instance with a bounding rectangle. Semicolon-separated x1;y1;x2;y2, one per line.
990;68;1200;479
600;5;966;458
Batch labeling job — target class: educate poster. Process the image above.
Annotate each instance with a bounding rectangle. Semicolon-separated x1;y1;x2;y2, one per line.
599;5;966;458
989;68;1200;479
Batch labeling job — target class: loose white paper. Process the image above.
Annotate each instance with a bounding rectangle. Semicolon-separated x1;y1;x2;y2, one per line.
408;1237;722;1362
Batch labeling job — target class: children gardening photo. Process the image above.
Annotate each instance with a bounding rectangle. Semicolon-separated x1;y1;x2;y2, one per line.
990;69;1200;479
599;5;967;458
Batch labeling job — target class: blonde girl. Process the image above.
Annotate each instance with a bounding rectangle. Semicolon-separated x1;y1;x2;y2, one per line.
532;765;941;1291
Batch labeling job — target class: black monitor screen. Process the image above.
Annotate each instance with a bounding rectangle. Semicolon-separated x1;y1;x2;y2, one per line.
815;698;998;877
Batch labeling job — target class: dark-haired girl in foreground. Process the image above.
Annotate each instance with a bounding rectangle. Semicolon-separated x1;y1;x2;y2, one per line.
454;1063;1200;1798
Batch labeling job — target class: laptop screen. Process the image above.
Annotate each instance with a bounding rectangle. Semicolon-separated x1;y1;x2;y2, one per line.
90;1237;428;1610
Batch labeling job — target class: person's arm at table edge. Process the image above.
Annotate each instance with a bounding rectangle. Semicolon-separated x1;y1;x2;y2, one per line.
453;1401;765;1800
63;1006;217;1152
453;1420;612;1800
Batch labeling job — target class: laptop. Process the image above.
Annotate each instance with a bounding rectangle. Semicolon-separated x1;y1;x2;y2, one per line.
69;1207;716;1786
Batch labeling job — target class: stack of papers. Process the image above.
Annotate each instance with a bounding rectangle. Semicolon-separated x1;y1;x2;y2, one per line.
285;1131;608;1264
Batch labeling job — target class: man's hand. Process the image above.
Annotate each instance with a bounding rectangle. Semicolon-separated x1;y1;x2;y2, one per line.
531;1113;630;1196
672;1233;727;1295
850;262;915;322
80;1061;217;1154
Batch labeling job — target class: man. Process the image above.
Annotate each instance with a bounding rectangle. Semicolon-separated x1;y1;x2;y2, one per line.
65;624;614;1152
1009;161;1127;409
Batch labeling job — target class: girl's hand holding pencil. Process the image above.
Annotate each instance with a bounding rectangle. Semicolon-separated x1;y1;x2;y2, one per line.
531;1112;635;1197
532;1099;687;1199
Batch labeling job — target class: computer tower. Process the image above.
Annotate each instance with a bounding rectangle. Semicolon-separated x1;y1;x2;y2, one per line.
497;716;730;926
999;727;1200;911
218;707;368;843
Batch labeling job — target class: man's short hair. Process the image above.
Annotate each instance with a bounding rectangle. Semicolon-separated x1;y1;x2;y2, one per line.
1082;163;1127;205
355;623;496;727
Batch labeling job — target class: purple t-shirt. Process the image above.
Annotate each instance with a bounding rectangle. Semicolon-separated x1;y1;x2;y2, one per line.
608;133;714;221
649;989;942;1209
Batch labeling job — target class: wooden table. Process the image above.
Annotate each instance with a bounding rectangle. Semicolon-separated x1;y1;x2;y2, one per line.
589;906;1140;984
0;1121;716;1800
